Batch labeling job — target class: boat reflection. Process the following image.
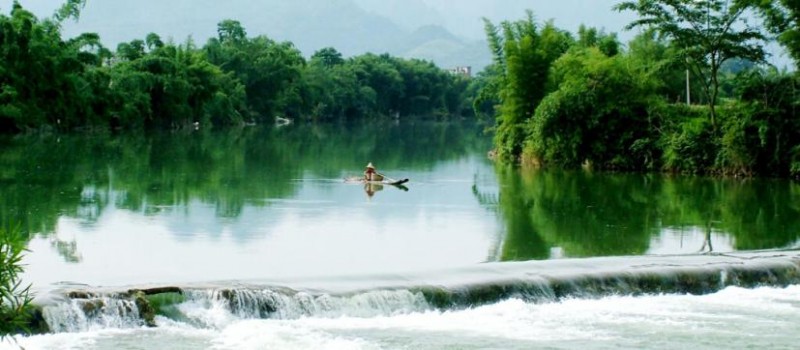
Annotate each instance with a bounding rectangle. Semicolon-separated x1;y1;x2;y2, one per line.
364;182;409;198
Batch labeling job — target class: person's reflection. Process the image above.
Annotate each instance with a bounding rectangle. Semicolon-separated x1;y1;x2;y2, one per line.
365;182;384;198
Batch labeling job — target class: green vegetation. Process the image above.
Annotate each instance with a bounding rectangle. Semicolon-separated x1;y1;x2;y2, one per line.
4;0;797;177
475;169;800;261
0;121;491;243
0;2;469;133
0;225;32;337
615;0;768;130
476;1;800;178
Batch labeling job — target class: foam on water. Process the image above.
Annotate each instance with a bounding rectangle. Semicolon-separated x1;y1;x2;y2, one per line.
43;297;143;333
211;321;377;350
1;325;216;350
6;285;799;350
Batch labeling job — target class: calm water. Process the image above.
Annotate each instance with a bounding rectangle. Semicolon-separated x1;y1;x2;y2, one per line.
1;121;799;349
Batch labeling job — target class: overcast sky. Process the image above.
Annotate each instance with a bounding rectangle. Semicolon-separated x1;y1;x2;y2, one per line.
355;0;638;40
9;0;635;37
4;0;793;68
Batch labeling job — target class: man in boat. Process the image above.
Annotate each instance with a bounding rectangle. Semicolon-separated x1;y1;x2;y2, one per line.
364;162;384;182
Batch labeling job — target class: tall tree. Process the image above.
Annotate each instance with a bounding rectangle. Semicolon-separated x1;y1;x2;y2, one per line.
53;0;86;24
216;19;246;44
748;0;800;68
310;47;344;68
206;21;305;121
615;0;769;130
479;11;572;160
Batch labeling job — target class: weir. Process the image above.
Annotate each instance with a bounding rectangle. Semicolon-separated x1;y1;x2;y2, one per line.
34;250;800;333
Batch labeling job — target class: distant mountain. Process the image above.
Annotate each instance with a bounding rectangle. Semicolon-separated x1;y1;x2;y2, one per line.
15;0;493;70
354;0;634;41
401;25;462;49
351;0;444;32
14;0;790;72
391;25;490;71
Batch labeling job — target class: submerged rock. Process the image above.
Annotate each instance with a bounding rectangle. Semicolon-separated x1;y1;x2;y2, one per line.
77;299;106;317
131;291;156;327
67;291;96;299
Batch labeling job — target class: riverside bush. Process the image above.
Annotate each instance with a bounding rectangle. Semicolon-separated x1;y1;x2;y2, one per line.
0;226;32;337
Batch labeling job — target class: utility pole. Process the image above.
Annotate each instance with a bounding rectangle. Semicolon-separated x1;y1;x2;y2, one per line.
686;0;710;106
686;67;691;105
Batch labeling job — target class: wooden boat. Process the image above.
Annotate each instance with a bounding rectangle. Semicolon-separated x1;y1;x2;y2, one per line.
344;177;409;186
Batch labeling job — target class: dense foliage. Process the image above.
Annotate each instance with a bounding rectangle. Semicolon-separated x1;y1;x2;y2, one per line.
0;226;32;337
3;0;799;177
475;168;800;261
478;12;572;160
0;3;469;133
475;1;800;177
615;0;768;130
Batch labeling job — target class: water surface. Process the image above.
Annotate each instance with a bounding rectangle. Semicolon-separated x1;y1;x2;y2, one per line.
0;121;798;290
2;121;800;350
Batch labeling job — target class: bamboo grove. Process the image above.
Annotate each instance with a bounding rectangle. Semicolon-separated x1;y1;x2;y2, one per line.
475;1;800;177
0;2;471;133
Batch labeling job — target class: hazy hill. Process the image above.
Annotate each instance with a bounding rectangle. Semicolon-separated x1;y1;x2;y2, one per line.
12;0;491;70
12;0;789;70
394;25;489;70
353;0;634;40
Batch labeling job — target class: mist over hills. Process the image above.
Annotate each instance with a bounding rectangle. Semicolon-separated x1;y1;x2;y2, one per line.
11;0;495;70
8;0;791;70
353;0;633;40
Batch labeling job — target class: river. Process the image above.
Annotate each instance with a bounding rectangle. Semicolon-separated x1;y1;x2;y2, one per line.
1;121;798;349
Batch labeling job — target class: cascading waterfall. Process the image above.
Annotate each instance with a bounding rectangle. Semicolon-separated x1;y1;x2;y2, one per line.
35;251;800;334
42;296;143;333
203;288;430;320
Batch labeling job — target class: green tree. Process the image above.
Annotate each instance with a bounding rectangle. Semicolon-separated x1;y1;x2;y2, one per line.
615;0;769;130
53;0;85;23
310;47;344;68
749;0;800;67
216;19;247;44
145;32;164;51
116;39;145;61
626;29;690;103
717;69;800;176
109;39;247;129
480;11;572;160
0;2;470;132
205;21;305;121
287;48;467;122
0;2;104;131
577;25;620;56
526;47;659;169
349;53;405;116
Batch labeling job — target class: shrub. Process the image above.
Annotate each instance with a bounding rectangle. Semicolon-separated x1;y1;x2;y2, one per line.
0;225;33;337
660;105;718;173
524;48;659;170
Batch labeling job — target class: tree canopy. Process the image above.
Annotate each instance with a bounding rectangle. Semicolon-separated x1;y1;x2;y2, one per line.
614;0;769;130
472;7;799;177
0;2;471;133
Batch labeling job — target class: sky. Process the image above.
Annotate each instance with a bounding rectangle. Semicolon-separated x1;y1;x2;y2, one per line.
354;0;638;40
16;0;641;41
3;0;793;69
